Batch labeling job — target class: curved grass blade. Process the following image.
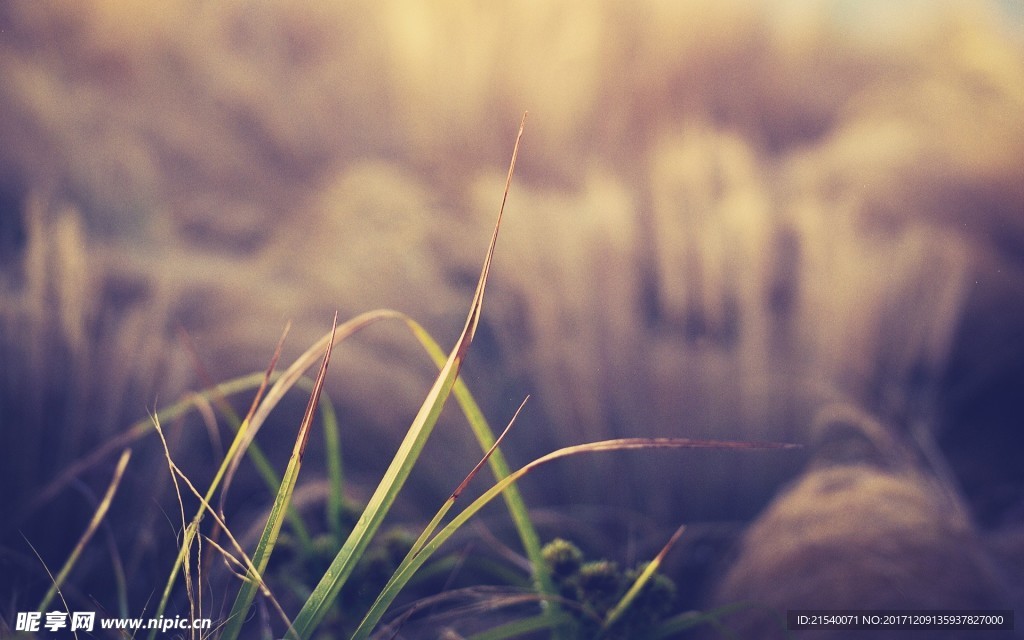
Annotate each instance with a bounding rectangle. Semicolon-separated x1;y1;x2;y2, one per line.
37;448;132;611
31;372;270;510
405;397;527;567
353;437;798;637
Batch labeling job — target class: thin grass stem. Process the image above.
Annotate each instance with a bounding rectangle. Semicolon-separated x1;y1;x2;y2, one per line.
38;449;132;612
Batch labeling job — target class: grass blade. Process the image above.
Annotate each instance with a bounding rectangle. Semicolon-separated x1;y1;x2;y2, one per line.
290;115;526;640
349;400;527;640
220;314;339;640
318;389;345;538
146;327;293;639
600;524;686;633
401;317;554;602
37;448;132;612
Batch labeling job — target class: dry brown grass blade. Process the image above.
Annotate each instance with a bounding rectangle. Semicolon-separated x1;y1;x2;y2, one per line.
451;395;528;502
150;426;297;638
296;313;337;462
218;322;292;512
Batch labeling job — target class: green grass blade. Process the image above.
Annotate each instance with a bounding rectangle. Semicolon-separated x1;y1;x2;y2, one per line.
289;298;474;639
317;389;345;538
349;401;525;640
37;449;131;611
220;316;338;640
401;317;553;600
601;524;686;633
290;264;489;638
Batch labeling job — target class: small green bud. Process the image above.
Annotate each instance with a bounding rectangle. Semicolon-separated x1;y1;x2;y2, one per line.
576;560;623;615
542;538;584;579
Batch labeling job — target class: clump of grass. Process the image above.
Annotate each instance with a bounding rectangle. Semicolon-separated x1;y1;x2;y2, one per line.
17;116;800;639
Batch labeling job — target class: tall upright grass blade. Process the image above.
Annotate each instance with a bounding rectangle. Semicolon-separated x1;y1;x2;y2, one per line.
220;314;338;640
37;449;131;612
290;115;527;640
